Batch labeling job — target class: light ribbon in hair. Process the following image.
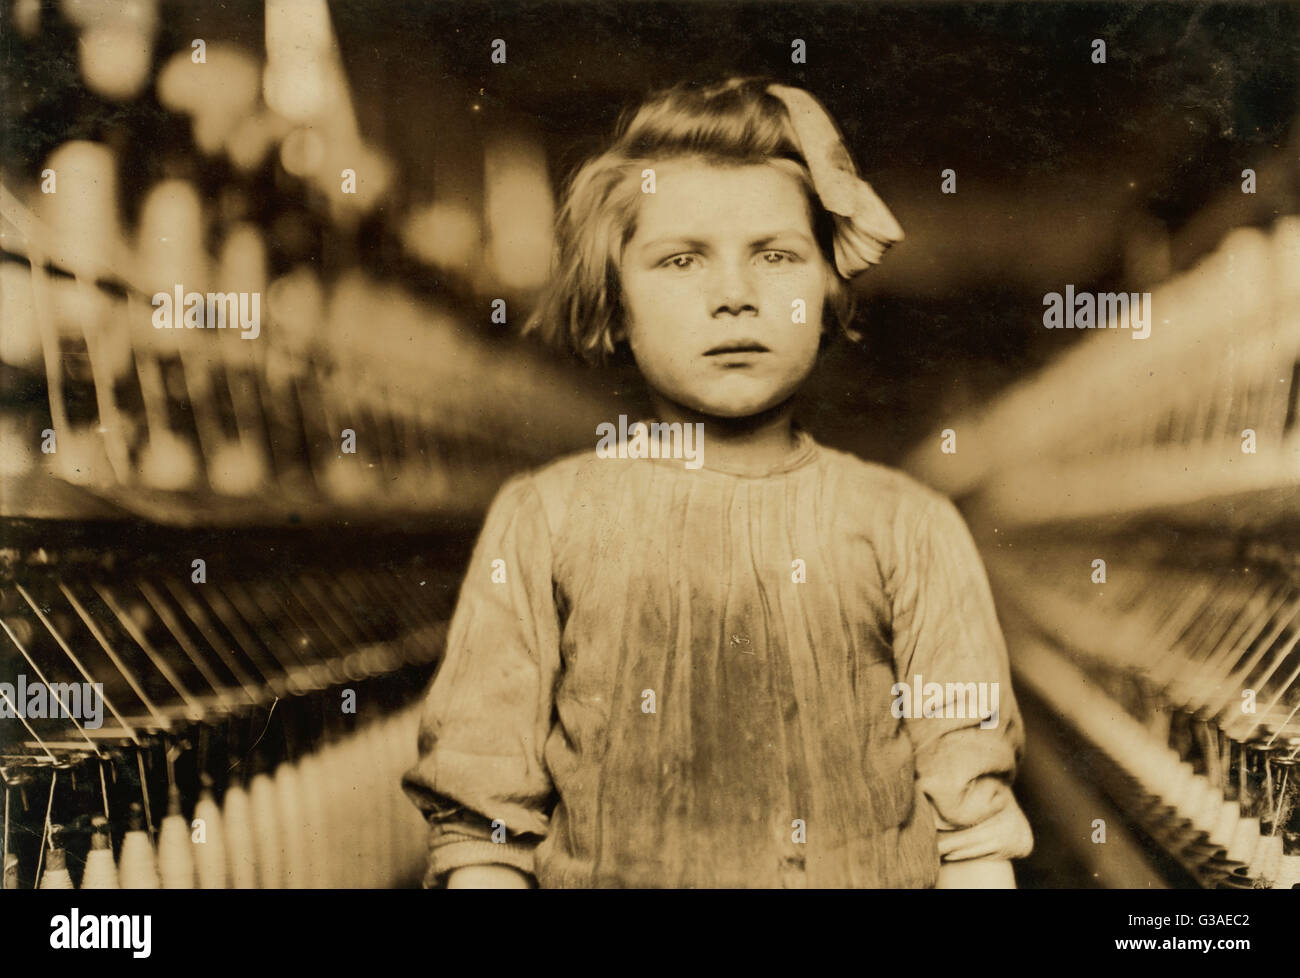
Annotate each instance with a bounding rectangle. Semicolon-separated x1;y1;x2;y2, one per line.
767;84;904;277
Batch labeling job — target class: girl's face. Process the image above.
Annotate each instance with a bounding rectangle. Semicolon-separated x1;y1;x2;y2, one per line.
616;158;832;420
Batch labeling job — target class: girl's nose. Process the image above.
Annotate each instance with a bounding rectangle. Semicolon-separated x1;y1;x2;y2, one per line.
707;260;759;317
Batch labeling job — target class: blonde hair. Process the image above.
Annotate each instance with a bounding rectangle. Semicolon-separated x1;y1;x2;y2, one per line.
523;77;859;364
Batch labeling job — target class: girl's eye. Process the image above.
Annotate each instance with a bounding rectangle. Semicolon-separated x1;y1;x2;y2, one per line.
657;251;799;270
661;254;699;270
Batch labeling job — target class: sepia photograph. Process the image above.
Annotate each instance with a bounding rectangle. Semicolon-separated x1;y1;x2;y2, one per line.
1;0;1298;958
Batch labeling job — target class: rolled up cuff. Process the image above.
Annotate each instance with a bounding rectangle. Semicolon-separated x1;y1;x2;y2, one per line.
425;833;538;887
935;797;1034;862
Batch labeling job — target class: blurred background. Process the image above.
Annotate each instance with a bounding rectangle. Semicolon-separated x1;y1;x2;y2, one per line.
1;0;1298;890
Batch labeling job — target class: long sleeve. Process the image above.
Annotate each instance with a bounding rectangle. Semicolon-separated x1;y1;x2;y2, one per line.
890;491;1034;863
400;472;562;886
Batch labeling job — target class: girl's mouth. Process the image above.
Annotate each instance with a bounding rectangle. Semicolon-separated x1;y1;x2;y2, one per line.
703;341;770;356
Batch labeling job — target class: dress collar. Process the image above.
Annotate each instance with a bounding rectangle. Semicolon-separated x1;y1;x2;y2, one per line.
638;422;820;478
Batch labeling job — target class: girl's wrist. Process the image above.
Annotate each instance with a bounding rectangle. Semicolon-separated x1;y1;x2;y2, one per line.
935;858;1017;889
444;864;535;889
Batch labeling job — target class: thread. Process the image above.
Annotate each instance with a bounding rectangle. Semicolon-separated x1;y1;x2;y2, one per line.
338;733;364;887
383;714;408;885
38;142;125;276
1247;834;1283;884
119;802;161;889
1227;817;1260;866
1210;800;1240;850
273;760;306;887
219;779;259;889
192;775;228;888
316;739;343;887
294;750;329;889
80;815;120;889
158;783;195;888
136;180;209;296
38;825;74;889
1275;854;1300;889
247;770;282;887
351;726;376;888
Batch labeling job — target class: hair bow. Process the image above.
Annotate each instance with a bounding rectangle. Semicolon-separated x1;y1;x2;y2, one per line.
767;84;904;277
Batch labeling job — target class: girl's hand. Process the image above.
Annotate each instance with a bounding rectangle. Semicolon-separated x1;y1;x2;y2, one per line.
935;803;1033;862
935;859;1017;889
444;865;535;888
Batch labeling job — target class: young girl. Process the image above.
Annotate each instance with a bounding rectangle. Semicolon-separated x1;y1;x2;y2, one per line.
401;77;1034;888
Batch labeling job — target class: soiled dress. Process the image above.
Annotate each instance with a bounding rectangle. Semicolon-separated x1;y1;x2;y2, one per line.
401;429;1034;887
